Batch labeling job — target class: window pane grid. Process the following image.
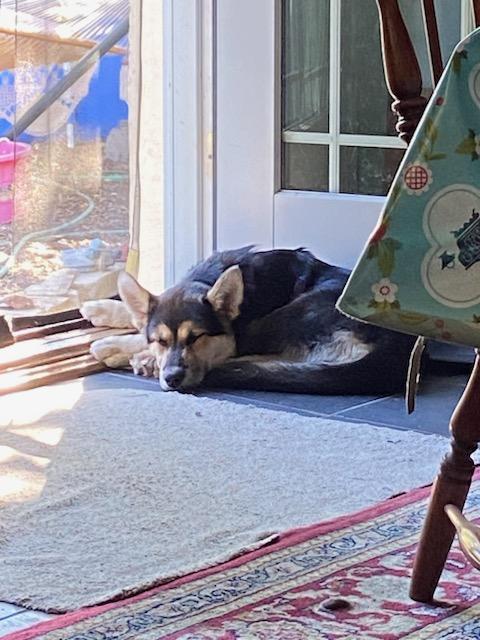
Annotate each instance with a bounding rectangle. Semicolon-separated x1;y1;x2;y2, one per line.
281;0;464;197
283;131;407;150
327;0;340;192
282;0;330;133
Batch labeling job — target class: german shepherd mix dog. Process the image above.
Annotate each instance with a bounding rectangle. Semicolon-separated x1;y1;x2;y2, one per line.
83;247;416;394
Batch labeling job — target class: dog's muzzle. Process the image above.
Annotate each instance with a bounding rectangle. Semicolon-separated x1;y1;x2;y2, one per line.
161;366;186;390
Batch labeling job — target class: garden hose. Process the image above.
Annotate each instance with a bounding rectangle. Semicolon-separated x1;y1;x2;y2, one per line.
0;171;129;279
0;180;95;279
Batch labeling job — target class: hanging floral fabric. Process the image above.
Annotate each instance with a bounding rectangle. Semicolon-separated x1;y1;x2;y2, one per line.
337;28;480;349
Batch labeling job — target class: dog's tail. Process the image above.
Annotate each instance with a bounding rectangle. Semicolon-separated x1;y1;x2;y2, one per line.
203;352;409;395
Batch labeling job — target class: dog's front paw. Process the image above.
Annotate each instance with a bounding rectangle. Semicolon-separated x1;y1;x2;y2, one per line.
130;351;159;378
81;300;133;328
90;334;148;366
104;353;131;368
90;335;126;363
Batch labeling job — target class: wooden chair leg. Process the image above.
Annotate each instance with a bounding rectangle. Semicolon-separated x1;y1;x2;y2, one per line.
410;354;480;602
376;0;427;144
374;0;480;604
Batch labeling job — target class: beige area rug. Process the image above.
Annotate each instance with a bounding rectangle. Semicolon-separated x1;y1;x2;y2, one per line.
0;383;450;613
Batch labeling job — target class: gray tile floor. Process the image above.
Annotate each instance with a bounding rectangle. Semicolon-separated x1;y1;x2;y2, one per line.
0;604;50;636
99;362;472;438
0;361;471;636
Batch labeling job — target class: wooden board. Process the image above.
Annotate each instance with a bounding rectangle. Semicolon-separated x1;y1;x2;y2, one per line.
12;318;92;342
0;316;13;347
0;354;105;396
0;327;134;371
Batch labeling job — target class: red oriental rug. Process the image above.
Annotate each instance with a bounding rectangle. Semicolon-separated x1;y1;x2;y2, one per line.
6;474;480;640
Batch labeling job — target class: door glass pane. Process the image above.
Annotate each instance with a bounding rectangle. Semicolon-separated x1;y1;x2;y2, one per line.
282;0;329;133
340;0;461;135
283;143;329;192
281;0;461;195
340;0;396;136
0;1;129;317
340;147;404;196
398;0;461;95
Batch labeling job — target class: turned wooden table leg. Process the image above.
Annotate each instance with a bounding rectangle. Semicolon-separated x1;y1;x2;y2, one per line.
376;0;427;144
410;354;480;602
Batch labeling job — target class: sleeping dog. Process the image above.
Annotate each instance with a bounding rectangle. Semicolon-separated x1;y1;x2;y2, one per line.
82;247;416;393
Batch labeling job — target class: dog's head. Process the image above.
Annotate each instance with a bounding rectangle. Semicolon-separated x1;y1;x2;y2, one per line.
118;267;243;390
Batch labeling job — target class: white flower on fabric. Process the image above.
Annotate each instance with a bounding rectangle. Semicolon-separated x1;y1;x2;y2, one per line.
403;162;433;195
372;278;398;304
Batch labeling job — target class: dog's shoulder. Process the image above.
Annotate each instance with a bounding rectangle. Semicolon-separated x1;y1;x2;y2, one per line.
183;246;255;286
237;248;349;319
182;246;353;324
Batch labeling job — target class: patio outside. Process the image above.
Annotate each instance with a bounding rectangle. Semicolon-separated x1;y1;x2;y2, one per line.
0;0;129;317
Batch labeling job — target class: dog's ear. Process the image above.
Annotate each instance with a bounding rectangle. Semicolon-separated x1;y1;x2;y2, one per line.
117;272;151;329
207;265;244;319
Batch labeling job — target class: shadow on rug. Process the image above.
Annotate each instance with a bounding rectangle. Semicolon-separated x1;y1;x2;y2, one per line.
6;471;480;640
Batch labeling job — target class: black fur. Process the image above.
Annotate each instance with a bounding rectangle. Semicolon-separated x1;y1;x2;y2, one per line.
200;247;416;394
147;246;416;394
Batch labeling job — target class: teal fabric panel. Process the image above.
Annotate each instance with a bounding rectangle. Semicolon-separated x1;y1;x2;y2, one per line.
337;28;480;348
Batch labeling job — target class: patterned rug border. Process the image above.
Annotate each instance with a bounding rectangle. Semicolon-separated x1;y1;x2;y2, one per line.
3;472;449;640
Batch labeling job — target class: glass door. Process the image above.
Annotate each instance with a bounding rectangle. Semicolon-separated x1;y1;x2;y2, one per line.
276;0;464;267
0;0;130;320
215;0;469;269
282;0;462;195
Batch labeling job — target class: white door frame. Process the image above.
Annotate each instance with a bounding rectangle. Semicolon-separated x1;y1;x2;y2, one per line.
162;0;215;286
215;0;277;251
214;0;389;269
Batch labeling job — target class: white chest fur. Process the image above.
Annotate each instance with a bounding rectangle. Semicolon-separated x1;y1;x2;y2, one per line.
307;331;372;365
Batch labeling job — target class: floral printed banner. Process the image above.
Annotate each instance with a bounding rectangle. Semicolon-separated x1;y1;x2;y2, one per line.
337;28;480;348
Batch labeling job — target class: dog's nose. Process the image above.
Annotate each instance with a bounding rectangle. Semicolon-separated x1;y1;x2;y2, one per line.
163;367;185;389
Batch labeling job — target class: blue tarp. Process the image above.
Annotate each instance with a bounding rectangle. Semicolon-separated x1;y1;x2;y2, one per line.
0;53;128;142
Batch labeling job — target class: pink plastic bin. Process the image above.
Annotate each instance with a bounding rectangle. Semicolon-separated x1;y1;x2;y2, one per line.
0;137;32;224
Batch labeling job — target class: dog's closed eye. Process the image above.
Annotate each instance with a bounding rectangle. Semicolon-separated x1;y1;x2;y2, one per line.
186;333;206;346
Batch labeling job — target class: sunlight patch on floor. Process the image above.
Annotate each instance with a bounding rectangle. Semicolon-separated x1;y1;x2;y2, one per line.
9;426;64;446
0;468;47;502
0;379;84;426
0;380;84;504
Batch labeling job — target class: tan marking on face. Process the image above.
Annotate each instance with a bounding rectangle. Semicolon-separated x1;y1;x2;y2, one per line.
155;333;236;390
149;341;163;357
149;324;172;363
150;323;173;345
183;334;235;371
177;320;208;346
177;321;195;344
